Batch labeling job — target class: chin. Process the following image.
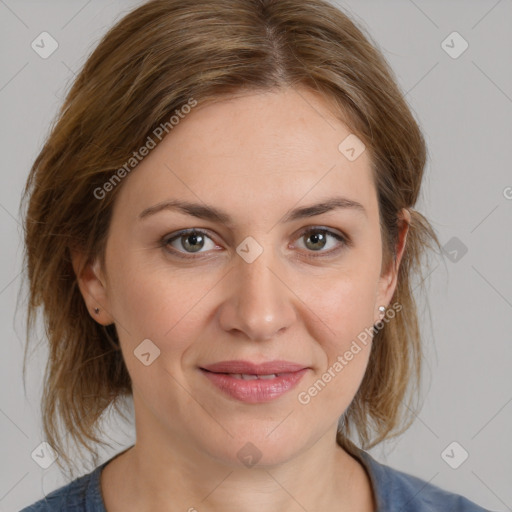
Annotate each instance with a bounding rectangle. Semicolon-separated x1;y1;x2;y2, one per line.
202;431;305;469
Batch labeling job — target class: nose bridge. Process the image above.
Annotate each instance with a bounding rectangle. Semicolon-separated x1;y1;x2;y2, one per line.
219;238;296;340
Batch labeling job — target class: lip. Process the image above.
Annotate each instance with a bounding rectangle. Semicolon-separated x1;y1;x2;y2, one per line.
201;360;307;374
200;360;309;403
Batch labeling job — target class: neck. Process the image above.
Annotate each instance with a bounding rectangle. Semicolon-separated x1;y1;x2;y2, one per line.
104;433;373;512
101;392;375;512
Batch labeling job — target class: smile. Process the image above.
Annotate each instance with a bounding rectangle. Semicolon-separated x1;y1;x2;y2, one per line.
200;365;308;403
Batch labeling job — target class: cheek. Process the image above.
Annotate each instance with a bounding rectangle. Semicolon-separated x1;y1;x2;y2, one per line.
107;264;209;404
296;270;377;404
105;249;222;354
309;269;378;350
294;293;374;418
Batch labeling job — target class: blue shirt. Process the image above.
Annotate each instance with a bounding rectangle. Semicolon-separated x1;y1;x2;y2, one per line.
20;446;494;511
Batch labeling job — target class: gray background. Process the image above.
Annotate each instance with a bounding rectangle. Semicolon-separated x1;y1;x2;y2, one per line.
1;0;511;510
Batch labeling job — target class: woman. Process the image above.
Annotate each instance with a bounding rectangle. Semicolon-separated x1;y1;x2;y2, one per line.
20;0;492;510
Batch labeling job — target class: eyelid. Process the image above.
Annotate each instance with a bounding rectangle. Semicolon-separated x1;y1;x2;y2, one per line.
161;226;350;259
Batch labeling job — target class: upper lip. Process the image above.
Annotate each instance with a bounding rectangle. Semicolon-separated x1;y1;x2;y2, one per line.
200;360;308;375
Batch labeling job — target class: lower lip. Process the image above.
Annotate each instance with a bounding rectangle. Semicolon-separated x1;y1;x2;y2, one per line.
200;368;308;403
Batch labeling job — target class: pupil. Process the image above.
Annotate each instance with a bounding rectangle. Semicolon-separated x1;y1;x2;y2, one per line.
307;232;326;250
184;233;203;252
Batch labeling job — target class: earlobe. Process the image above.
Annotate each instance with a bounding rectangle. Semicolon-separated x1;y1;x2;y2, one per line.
70;249;114;325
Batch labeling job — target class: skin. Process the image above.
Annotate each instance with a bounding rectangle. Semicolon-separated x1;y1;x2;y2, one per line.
73;87;409;512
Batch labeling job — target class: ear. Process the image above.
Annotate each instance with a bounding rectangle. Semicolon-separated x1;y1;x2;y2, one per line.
374;208;410;323
70;249;114;325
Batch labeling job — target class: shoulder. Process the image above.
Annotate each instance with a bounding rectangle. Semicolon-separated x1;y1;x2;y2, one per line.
19;463;106;512
357;450;495;512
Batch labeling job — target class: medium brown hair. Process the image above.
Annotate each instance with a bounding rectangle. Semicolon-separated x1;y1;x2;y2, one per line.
21;0;442;478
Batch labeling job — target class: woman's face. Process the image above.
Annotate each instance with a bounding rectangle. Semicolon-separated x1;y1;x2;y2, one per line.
81;87;406;467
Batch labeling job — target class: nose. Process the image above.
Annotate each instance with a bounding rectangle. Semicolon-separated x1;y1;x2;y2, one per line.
217;245;297;341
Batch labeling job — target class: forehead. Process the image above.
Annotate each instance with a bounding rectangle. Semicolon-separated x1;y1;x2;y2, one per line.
114;88;378;223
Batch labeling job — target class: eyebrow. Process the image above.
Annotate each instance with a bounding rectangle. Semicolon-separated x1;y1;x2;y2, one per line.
138;196;367;223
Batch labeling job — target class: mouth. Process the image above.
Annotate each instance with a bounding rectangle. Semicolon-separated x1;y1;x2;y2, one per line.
207;372;286;380
199;360;309;403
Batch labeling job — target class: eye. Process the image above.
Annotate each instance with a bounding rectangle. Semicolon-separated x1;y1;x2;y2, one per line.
293;227;348;257
162;229;218;258
161;226;349;260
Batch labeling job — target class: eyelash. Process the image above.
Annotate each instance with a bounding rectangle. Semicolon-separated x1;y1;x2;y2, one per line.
160;227;350;260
